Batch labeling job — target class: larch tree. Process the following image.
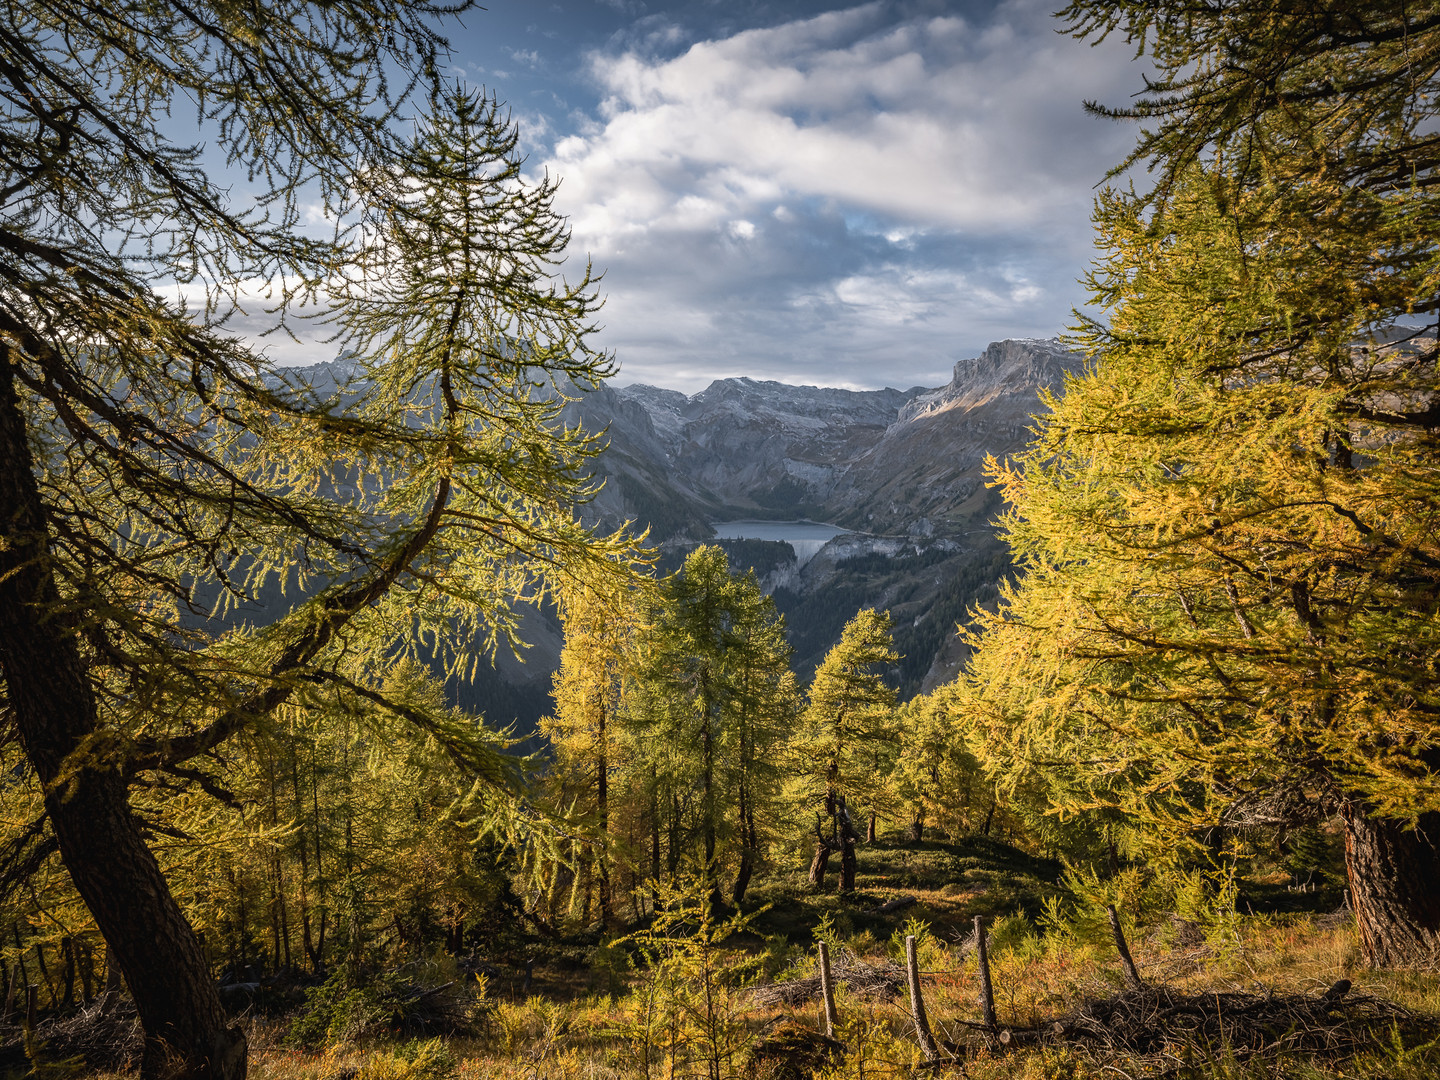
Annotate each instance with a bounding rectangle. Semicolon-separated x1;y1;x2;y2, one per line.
958;0;1440;968
0;10;633;1073
889;692;988;844
541;581;644;927
622;547;794;912
719;573;796;905
794;609;898;893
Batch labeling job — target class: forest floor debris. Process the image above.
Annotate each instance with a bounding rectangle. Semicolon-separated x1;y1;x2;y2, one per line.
958;979;1430;1061
0;996;143;1073
8;834;1440;1080
749;946;906;1006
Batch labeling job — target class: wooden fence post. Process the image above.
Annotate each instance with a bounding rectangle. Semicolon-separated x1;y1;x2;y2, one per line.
817;941;839;1038
974;915;997;1030
905;934;940;1062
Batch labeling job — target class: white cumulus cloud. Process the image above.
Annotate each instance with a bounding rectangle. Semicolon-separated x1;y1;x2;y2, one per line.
541;0;1146;391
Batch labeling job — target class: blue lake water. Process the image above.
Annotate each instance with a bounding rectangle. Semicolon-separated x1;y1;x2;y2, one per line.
710;519;849;566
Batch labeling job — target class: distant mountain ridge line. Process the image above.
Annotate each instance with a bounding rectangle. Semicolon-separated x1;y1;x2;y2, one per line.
271;337;1086;542
591;337;1082;536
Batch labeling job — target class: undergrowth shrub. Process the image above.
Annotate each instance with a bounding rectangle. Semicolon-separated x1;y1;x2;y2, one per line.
287;970;391;1049
286;966;486;1050
355;1039;456;1080
888;915;945;970
1173;865;1245;960
614;877;760;1079
988;911;1041;958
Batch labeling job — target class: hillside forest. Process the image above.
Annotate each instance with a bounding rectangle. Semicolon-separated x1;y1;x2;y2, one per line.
2;2;1440;1080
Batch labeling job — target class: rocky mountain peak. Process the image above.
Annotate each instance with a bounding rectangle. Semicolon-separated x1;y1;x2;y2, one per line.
892;337;1080;430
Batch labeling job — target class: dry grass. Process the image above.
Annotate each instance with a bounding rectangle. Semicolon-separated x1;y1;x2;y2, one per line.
211;913;1439;1080
23;834;1437;1080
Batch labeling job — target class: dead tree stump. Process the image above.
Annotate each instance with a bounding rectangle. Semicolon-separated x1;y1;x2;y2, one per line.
975;915;997;1029
905;934;940;1061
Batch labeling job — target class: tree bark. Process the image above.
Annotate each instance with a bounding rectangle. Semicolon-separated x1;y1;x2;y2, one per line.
60;937;75;1009
732;795;756;905
838;796;859;893
808;813;833;889
866;811;877;844
808;843;832;889
650;784;662;914
1105;904;1144;990
1341;800;1440;969
700;698;723;919
908;812;924;844
839;837;857;891
597;707;611;927
0;358;245;1079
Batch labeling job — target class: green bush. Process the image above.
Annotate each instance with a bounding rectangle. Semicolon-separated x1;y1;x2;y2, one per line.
358;1039;456;1080
988;911;1040;958
286;970;389;1049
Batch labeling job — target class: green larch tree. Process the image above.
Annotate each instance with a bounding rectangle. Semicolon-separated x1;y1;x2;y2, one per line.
794;609;898;892
0;15;634;1074
540;581;644;927
890;692;989;844
719;576;797;905
622;547;795;912
958;0;1440;968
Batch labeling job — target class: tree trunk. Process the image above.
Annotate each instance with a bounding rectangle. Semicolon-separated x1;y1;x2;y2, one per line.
908;811;924;844
60;937;75;1009
866;811;877;843
666;792;681;881
808;842;831;889
78;942;95;1005
292;751;318;972
838;796;858;894
808;813;833;889
309;744;328;967
650;785;662;913
0;360;245;1080
34;941;55;1009
733;846;754;906
1341;800;1440;969
700;699;723;919
731;795;755;905
597;711;611;928
839;834;857;892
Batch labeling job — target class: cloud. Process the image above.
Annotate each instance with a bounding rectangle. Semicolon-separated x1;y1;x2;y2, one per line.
540;0;1145;392
161;278;337;368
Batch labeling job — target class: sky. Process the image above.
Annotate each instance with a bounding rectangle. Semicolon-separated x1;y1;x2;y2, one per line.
275;0;1152;393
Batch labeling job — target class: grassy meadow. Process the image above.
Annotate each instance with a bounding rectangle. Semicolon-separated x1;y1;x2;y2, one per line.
161;833;1440;1080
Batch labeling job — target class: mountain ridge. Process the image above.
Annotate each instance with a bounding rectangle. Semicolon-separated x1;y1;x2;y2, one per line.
595;337;1081;540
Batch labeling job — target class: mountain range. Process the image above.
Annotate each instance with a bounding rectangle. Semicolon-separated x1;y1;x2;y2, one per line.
283;337;1085;729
